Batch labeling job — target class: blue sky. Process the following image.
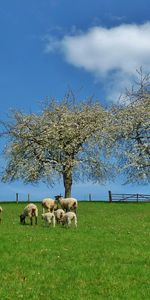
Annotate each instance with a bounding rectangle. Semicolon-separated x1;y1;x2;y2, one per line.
0;0;150;201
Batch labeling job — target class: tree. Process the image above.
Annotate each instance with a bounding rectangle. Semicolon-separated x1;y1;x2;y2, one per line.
111;69;150;184
1;93;114;197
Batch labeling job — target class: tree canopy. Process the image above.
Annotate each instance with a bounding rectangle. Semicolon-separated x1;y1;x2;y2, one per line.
111;69;150;183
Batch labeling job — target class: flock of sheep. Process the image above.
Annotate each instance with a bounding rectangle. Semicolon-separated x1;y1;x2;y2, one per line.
0;195;78;228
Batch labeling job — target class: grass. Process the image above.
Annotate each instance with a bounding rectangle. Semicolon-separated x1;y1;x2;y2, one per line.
0;202;150;300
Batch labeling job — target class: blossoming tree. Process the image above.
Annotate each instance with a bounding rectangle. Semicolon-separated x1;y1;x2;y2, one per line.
1;93;113;197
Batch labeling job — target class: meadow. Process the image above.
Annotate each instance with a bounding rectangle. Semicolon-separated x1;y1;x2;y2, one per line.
0;201;150;300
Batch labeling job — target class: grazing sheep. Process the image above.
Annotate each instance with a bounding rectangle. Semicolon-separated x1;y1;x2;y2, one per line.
54;209;65;224
42;198;58;213
61;212;77;227
41;212;56;227
0;206;3;223
20;203;38;225
55;195;78;214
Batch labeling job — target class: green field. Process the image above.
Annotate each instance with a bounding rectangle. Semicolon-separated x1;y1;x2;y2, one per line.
0;202;150;300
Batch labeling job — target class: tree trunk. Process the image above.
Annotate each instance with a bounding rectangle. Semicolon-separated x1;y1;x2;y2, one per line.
63;169;72;198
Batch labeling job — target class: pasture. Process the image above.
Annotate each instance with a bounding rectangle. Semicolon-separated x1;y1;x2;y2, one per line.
0;202;150;300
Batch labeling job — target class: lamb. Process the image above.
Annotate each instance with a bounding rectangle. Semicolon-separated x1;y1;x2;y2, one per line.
55;195;78;214
54;209;65;224
41;212;56;227
42;198;58;213
61;212;77;227
20;203;38;225
0;206;3;223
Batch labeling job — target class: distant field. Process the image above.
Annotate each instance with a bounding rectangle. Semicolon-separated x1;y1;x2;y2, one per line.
0;202;150;300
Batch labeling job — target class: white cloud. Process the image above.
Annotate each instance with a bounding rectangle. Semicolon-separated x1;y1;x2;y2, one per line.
45;23;150;102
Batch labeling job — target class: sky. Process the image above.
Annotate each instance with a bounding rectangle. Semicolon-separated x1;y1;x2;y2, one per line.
0;0;150;201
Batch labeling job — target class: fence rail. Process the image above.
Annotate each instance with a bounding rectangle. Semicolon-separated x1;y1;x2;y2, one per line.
108;190;150;202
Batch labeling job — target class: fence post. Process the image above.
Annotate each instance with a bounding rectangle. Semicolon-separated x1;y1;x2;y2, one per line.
16;193;19;204
27;193;30;203
108;190;112;203
89;193;92;201
137;193;139;202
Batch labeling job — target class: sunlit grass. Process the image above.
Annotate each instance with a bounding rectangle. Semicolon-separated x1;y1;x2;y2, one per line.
0;202;150;299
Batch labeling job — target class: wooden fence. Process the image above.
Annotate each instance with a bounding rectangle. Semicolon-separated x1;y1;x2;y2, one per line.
2;192;150;203
108;190;150;203
14;193;93;203
15;193;30;204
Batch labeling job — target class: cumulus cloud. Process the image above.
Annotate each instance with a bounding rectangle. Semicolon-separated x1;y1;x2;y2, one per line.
45;23;150;101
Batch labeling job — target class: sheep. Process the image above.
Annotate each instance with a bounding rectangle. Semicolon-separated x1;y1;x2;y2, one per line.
41;212;56;227
0;206;3;224
55;195;78;214
61;212;77;227
54;209;65;224
42;198;58;213
20;203;38;225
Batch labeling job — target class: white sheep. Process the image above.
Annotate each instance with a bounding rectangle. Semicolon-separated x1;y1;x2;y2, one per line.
41;212;56;227
0;206;3;223
20;203;38;225
55;195;78;214
42;198;58;213
61;212;77;227
54;209;65;224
